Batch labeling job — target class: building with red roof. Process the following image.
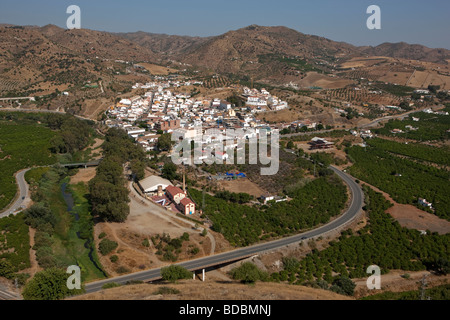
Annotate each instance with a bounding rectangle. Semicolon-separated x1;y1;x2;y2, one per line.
178;197;196;215
165;185;186;204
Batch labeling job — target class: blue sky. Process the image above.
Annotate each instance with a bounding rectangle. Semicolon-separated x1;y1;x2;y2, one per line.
1;0;449;49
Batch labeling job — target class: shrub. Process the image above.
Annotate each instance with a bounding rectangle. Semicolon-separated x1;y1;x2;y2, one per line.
142;238;150;247
102;282;121;289
22;267;84;300
161;265;192;283
98;232;107;239
115;266;130;274
190;247;200;255
0;260;14;278
109;255;118;263
229;262;269;284
331;276;356;296
98;239;118;256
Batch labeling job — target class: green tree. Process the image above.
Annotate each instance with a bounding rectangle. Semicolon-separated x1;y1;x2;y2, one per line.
286;140;294;149
433;258;450;275
130;159;146;180
98;239;118;255
330;276;356;296
229;262;269;284
161;265;192;283
162;162;178;181
157;133;173;151
22;268;84;300
0;260;14;278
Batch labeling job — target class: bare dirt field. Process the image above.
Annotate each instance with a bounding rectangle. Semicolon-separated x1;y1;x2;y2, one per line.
139;63;178;76
406;70;450;89
80;97;113;120
92;181;233;278
219;178;267;198
70;167;97;184
256;108;299;123
339;57;389;69
387;203;450;235
377;71;413;86
296;72;354;89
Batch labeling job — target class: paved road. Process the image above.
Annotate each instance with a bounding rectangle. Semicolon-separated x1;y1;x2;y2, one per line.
0;169;30;219
357;107;428;129
84;166;364;294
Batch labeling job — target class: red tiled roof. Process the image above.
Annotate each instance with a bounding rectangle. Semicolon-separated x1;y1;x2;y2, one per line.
166;185;184;197
180;198;194;206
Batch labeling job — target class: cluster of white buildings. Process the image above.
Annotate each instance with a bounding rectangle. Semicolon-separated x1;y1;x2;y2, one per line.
242;87;288;112
350;129;374;139
106;84;288;156
132;79;203;90
423;108;449;116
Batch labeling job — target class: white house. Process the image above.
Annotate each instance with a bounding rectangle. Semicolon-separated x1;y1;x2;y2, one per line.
418;198;433;209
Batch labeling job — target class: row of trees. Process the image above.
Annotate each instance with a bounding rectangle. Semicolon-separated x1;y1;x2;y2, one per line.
346;144;450;220
89;128;146;222
367;137;450;166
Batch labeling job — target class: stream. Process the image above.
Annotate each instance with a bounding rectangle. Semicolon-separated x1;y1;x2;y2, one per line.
61;182;107;278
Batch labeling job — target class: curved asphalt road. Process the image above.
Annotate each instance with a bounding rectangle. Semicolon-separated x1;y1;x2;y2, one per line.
84;166;364;293
0;169;30;219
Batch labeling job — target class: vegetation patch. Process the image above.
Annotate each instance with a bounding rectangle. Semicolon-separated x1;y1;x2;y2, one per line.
347;144;450;220
190;174;347;247
270;187;450;287
0;213;30;272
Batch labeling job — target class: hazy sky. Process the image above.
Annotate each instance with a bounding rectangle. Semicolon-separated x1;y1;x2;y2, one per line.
1;0;449;49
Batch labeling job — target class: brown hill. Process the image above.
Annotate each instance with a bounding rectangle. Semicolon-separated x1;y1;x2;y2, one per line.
360;42;450;64
175;25;358;76
0;24;158;98
118;25;450;76
116;31;210;56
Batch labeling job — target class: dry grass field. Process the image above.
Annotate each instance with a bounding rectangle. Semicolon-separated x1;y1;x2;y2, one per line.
296;72;354;89
218;179;267;198
339;57;389;69
139;63;178;75
72;278;352;300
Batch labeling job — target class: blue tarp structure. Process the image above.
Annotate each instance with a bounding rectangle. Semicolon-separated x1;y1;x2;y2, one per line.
225;172;246;178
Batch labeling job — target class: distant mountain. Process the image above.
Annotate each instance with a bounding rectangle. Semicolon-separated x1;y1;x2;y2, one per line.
116;31;210;56
360;42;450;64
173;25;358;75
1;23;449;98
117;25;450;74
